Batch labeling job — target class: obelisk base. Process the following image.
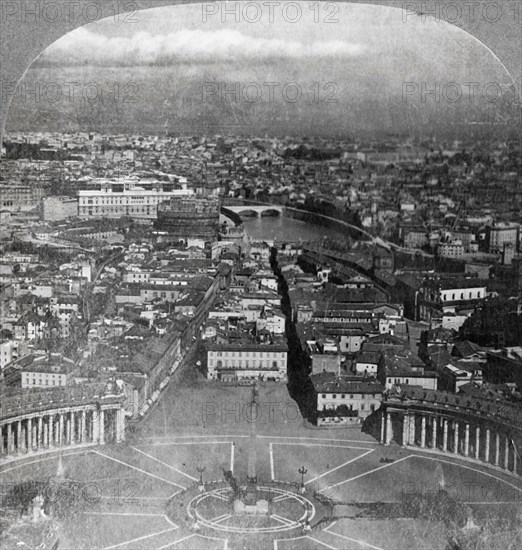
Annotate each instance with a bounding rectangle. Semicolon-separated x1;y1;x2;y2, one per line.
233;499;269;516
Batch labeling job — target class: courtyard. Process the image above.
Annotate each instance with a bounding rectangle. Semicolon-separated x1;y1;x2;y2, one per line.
1;369;521;549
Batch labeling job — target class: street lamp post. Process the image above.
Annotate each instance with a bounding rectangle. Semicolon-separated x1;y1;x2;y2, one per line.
197;466;206;492
298;466;308;494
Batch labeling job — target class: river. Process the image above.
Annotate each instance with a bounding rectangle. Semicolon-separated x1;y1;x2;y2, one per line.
242;215;347;243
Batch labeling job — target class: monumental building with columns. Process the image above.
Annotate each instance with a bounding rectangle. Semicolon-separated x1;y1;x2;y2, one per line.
379;386;522;477
0;382;126;459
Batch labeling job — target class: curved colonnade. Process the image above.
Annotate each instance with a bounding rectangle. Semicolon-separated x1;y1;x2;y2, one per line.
0;385;125;460
380;387;522;477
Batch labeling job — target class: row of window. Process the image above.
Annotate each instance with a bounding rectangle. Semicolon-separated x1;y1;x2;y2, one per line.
324;403;376;412
82;197;164;205
442;291;483;301
212;351;285;358
321;393;379;399
81;207;153;213
25;379;64;386
144;291;176;298
24;373;64;379
215;360;280;369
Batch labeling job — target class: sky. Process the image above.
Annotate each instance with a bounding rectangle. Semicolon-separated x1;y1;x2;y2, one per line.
36;2;508;82
10;3;514;137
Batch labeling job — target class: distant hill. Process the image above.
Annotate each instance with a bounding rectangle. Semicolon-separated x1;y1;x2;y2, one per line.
6;63;520;139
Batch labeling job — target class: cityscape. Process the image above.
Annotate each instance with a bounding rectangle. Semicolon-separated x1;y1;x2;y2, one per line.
0;2;521;550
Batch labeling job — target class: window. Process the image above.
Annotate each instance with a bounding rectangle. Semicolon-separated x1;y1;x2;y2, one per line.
322;394;326;399
332;394;337;399
272;361;277;368
350;394;354;399
341;394;345;399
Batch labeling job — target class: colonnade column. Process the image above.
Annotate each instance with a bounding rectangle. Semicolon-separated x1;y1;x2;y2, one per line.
86;410;91;442
92;410;99;443
431;417;437;449
16;421;22;453
0;426;5;455
442;419;448;452
380;411;385;444
504;437;510;470
37;417;43;449
65;412;71;444
49;415;54;447
115;409;124;443
494;433;500;467
409;414;416;445
453;421;459;454
22;421;28;452
27;418;33;451
43;420;48;448
485;429;491;463
385;412;392;446
59;414;64;447
402;415;409;447
71;412;75;444
80;410;86;444
420;415;426;448
115;409;119;443
31;418;37;449
7;423;14;454
99;410;105;445
15;421;21;453
475;426;480;459
22;421;27;452
464;423;470;457
513;445;518;475
72;412;77;444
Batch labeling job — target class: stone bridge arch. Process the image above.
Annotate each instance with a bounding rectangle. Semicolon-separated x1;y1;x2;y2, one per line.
226;205;284;217
1;0;520;142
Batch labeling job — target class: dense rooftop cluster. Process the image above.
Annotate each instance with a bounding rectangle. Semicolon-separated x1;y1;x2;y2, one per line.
0;131;520;429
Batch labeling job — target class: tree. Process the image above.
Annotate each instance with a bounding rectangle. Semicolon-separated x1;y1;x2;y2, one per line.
460;297;522;346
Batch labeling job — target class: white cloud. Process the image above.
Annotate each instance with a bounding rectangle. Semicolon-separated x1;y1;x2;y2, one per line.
41;28;367;65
